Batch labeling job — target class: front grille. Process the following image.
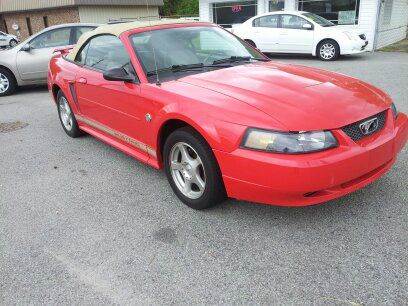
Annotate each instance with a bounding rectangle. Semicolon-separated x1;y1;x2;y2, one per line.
359;34;366;40
342;111;387;142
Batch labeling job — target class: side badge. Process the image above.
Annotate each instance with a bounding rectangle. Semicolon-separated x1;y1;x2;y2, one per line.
145;113;152;122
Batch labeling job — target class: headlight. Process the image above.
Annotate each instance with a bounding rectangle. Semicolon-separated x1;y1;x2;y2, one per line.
391;103;398;119
242;128;338;154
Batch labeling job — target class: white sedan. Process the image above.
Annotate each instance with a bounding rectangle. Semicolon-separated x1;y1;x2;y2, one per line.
0;31;19;48
233;11;368;61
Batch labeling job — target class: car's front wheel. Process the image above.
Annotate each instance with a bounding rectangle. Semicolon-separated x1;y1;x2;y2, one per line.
317;39;340;61
163;127;226;209
9;39;17;47
57;91;83;138
0;68;16;96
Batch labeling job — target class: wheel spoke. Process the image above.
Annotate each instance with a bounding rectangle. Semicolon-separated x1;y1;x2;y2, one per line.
184;180;192;194
179;144;192;163
193;175;205;191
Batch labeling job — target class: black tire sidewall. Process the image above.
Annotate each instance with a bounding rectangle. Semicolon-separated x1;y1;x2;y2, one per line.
163;127;226;210
318;40;340;61
0;68;16;96
57;91;83;138
9;39;17;47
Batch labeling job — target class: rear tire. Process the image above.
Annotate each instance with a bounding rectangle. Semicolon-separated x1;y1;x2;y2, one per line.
163;127;226;210
0;68;17;96
317;39;340;61
57;91;83;138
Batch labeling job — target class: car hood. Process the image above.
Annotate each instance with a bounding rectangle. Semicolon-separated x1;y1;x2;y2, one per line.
178;62;389;131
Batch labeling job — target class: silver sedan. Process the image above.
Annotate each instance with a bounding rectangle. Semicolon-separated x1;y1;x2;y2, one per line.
0;23;97;96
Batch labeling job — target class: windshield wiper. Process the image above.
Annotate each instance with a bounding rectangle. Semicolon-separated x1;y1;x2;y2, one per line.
212;56;270;65
146;63;231;76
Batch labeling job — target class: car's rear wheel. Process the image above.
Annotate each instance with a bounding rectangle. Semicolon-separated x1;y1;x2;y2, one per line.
57;91;83;138
0;68;16;96
317;39;340;61
163;127;226;210
9;39;17;47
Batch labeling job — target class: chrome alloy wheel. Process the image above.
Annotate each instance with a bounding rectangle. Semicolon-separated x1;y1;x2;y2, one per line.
59;96;73;131
320;43;336;60
0;73;10;94
9;40;17;47
169;142;206;199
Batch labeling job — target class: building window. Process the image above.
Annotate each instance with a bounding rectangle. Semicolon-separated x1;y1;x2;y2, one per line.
298;0;360;25
212;1;257;28
26;17;32;35
269;0;284;12
382;0;393;25
43;16;49;28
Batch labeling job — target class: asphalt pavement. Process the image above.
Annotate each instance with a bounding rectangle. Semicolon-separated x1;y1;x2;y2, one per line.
1;51;407;304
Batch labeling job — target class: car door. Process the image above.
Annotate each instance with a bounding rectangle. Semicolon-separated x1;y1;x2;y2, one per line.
16;27;72;81
251;14;280;52
73;34;149;159
276;14;314;53
16;26;95;82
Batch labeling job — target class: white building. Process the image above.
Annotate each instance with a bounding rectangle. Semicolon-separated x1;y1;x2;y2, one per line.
199;0;408;50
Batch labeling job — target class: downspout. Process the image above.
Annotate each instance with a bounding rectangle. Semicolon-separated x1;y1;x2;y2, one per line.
373;0;383;51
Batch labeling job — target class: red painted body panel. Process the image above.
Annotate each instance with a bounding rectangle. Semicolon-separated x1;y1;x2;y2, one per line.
48;23;408;207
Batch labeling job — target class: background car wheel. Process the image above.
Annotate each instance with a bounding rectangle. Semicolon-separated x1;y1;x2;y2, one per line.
9;39;17;47
57;91;83;138
245;39;257;48
0;68;16;96
163;127;226;210
317;39;340;61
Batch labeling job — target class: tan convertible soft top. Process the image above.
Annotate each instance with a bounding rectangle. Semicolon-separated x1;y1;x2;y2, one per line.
66;19;202;61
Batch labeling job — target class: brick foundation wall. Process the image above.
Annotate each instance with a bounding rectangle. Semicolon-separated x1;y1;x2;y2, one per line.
3;7;80;40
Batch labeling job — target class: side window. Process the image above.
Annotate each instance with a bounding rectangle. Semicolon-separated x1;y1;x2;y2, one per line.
83;35;133;74
75;43;90;65
253;15;279;28
73;26;95;44
30;27;71;49
281;15;311;30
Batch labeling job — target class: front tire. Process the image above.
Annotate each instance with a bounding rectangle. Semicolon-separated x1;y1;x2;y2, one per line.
0;68;16;96
9;39;17;47
163;127;226;210
317;39;340;61
57;91;83;138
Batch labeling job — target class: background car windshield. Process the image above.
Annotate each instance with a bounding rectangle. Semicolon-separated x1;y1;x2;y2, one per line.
130;26;262;75
302;12;335;27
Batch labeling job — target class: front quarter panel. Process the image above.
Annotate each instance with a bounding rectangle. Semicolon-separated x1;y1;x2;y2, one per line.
140;80;282;166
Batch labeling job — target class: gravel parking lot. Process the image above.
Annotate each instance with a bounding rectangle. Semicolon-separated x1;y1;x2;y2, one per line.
1;52;407;304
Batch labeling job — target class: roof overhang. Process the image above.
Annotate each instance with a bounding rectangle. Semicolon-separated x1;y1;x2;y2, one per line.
0;0;163;13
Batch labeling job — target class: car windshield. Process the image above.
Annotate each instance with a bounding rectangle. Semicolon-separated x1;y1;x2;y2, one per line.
130;26;266;81
302;12;335;27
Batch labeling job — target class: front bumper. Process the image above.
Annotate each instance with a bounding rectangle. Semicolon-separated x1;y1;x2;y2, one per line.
214;110;408;206
341;39;369;55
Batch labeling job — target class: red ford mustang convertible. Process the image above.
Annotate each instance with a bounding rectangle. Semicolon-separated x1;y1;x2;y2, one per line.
48;20;408;209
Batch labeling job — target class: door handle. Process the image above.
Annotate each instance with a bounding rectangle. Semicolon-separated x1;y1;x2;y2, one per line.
77;77;87;84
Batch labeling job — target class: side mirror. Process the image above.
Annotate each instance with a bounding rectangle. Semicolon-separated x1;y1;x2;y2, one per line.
20;44;31;52
302;23;313;30
103;67;134;83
